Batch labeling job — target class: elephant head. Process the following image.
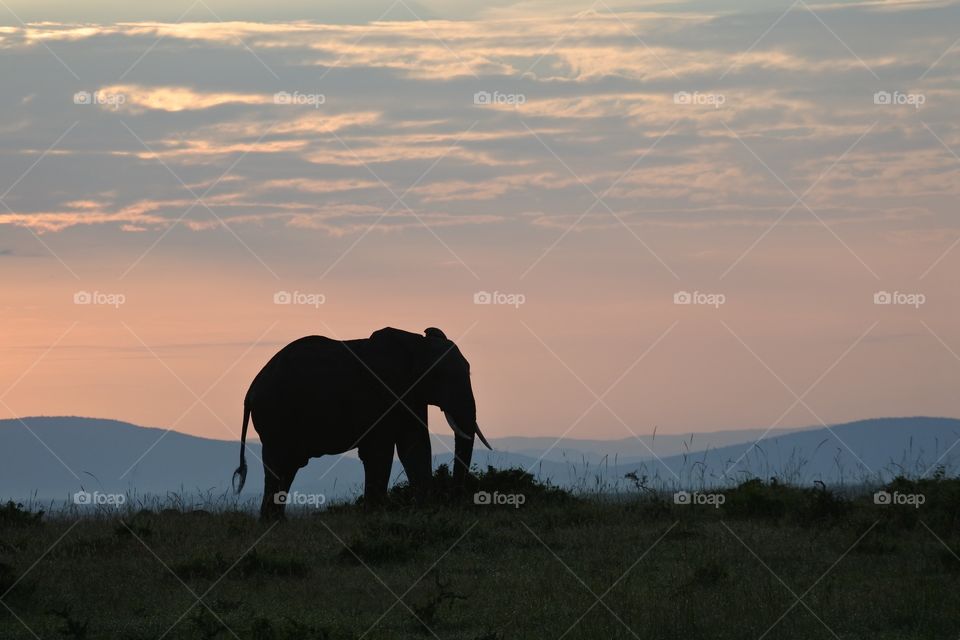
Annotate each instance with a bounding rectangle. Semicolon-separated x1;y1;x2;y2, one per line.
420;327;492;484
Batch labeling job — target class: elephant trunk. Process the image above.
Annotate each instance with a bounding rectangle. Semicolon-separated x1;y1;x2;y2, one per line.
445;413;492;485
453;427;475;486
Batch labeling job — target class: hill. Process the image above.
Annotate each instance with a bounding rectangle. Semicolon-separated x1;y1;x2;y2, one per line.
1;416;958;503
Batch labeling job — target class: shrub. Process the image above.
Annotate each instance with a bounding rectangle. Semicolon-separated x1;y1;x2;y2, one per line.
0;501;43;526
383;465;574;507
722;478;848;524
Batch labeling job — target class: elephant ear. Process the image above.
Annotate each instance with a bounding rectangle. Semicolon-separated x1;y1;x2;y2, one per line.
420;327;459;378
365;328;428;395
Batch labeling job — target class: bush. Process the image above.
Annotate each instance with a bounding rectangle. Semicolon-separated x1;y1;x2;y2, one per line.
0;501;43;526
874;473;960;529
380;465;575;507
721;478;848;524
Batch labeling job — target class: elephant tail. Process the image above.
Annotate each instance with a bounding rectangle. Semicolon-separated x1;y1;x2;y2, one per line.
232;403;250;493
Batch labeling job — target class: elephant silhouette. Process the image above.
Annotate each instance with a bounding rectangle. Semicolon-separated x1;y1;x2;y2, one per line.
232;327;491;520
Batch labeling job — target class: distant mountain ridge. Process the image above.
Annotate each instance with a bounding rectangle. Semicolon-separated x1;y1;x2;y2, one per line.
1;416;958;503
604;416;960;487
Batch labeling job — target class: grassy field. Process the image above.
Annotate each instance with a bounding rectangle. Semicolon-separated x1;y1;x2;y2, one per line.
1;470;959;640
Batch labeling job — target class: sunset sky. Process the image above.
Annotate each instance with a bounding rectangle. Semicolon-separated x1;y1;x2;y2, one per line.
1;0;958;443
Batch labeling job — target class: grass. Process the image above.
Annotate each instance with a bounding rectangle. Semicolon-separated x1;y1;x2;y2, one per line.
1;468;959;639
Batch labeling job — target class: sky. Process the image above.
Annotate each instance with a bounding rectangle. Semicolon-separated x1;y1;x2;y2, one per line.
1;0;958;443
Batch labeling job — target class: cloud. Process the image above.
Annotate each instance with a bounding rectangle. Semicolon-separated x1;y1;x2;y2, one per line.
0;1;956;240
0;200;181;233
6;9;950;82
100;84;274;112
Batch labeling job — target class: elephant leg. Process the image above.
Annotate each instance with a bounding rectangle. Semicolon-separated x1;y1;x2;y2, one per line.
396;410;431;499
275;464;301;518
260;445;299;522
358;439;394;507
260;457;281;522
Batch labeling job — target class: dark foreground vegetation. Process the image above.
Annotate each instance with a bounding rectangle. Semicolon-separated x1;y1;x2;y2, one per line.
2;468;959;639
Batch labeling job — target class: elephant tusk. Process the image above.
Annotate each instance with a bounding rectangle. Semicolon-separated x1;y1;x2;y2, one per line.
445;414;493;450
475;424;493;450
444;413;472;440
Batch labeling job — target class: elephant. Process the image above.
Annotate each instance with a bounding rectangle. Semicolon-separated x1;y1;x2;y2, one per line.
232;326;491;520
